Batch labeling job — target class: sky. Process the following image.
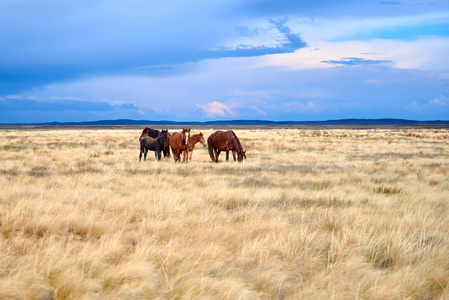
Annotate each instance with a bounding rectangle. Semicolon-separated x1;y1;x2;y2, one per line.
1;0;449;123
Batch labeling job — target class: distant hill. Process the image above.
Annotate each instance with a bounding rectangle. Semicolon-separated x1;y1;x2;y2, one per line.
35;118;449;126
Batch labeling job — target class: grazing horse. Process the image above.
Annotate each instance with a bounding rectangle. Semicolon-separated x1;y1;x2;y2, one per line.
208;130;246;163
169;128;190;163
139;127;170;158
186;132;207;161
139;130;168;161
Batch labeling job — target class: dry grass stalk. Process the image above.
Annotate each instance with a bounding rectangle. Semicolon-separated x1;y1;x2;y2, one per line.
0;127;448;299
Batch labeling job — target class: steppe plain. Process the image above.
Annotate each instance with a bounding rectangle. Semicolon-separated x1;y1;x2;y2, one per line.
0;126;448;299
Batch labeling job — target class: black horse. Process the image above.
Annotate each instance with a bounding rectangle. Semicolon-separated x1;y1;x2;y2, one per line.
139;130;168;161
139;127;171;158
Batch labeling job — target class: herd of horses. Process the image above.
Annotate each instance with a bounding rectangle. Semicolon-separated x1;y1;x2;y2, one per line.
139;127;246;163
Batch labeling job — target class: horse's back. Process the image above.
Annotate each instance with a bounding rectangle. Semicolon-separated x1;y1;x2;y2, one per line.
140;136;154;146
210;131;228;150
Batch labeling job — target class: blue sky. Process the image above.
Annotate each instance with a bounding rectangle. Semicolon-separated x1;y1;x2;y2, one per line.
1;0;449;123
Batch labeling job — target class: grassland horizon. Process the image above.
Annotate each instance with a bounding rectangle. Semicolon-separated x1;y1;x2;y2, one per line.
0;126;448;299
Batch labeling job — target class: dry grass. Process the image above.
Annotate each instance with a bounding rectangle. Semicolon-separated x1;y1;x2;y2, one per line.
0;127;448;299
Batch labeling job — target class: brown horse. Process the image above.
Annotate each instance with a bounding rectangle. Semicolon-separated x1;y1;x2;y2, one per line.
186;132;207;161
169;128;190;163
139;127;159;141
207;130;246;163
139;127;171;157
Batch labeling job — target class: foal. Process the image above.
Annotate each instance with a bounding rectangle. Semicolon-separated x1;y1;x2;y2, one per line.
139;130;168;161
186;132;206;161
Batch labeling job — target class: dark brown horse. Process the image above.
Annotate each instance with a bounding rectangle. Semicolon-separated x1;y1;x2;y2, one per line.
208;130;246;163
169;128;190;163
186;132;206;161
139;127;171;157
139;127;159;141
139;130;168;161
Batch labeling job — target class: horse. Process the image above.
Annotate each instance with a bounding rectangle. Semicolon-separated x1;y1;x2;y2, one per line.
169;128;190;163
186;132;207;161
207;130;246;163
139;127;171;158
139;130;168;161
139;127;159;140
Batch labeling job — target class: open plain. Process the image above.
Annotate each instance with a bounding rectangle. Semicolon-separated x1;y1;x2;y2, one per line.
0;127;448;299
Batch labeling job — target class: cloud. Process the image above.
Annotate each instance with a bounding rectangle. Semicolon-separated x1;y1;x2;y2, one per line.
282;101;322;113
197;101;235;118
0;98;138;112
430;98;446;106
405;101;427;112
321;57;391;66
203;18;307;59
378;1;401;5
0;2;308;95
364;79;385;84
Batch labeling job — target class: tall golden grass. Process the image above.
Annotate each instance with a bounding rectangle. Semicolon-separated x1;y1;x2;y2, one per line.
0;127;448;299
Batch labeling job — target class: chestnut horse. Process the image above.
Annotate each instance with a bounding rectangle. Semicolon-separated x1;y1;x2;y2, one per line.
169;128;190;163
139;127;171;157
186;132;207;161
208;130;246;163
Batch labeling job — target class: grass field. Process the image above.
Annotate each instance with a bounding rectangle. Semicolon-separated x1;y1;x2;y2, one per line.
0;127;448;299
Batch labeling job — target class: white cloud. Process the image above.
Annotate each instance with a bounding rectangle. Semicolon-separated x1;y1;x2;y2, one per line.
282;101;323;113
197;101;235;117
430;98;446;106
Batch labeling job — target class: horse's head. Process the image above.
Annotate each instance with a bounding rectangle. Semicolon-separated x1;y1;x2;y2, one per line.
182;128;190;146
160;130;168;143
237;150;246;163
199;132;206;147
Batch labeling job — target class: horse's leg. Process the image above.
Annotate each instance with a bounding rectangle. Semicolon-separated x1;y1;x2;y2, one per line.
174;149;180;163
144;149;148;161
172;148;177;162
139;148;143;161
157;150;161;161
215;149;220;162
178;150;182;163
226;148;229;161
232;150;236;161
165;146;171;158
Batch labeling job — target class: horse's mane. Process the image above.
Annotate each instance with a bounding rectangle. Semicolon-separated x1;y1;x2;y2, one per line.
229;130;243;154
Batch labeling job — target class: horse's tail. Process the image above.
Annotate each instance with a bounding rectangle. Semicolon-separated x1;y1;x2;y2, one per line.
207;134;215;162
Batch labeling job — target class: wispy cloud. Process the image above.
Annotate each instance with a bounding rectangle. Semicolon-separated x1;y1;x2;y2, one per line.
321;57;391;66
282;101;323;113
205;18;306;59
430;98;446;106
